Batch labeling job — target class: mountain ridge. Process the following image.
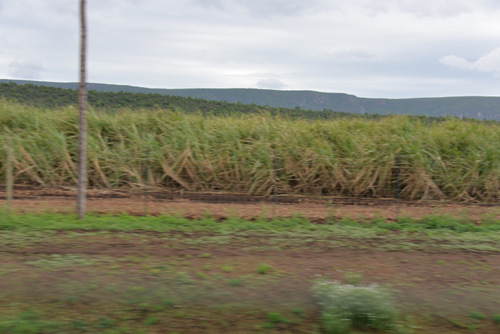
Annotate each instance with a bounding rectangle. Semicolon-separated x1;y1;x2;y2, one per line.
1;79;499;120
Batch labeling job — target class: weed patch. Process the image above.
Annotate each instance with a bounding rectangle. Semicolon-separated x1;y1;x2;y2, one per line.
257;263;273;274
262;312;289;329
469;311;486;320
313;280;397;333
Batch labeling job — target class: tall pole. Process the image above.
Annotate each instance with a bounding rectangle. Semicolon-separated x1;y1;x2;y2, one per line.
77;0;87;219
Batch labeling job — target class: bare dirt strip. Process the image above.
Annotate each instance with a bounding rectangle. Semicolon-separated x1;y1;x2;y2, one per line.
2;229;500;333
1;187;500;333
0;187;498;221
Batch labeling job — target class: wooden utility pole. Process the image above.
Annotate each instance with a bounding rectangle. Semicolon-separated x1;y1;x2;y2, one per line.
77;0;87;219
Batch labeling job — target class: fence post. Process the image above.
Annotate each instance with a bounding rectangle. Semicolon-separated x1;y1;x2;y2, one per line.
143;146;151;215
272;150;277;217
6;136;13;210
395;155;402;221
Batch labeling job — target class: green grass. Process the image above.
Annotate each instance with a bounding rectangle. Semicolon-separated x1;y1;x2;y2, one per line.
1;212;499;254
1;211;500;333
227;278;244;287
256;263;274;274
0;311;64;334
262;312;290;328
0;210;498;233
468;311;486;320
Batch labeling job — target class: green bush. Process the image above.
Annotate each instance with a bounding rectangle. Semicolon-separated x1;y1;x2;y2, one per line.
313;280;397;333
256;263;273;274
468;311;486;320
267;312;289;324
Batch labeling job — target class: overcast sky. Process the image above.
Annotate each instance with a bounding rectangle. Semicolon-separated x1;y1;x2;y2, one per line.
1;0;500;98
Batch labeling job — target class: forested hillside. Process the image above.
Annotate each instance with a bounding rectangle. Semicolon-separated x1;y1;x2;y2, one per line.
0;82;388;120
2;79;500;120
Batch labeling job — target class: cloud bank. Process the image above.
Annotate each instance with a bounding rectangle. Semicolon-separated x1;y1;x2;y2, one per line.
8;60;45;79
440;48;500;76
256;77;286;89
1;0;500;98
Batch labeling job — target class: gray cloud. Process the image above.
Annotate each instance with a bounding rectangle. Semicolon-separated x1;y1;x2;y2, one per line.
327;47;376;60
189;0;329;17
188;0;500;18
8;60;45;79
440;48;500;76
342;0;500;17
256;77;286;89
242;0;328;17
189;0;225;10
1;0;500;98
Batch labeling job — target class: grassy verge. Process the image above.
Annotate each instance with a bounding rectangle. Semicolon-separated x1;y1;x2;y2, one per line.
1;210;499;250
1;212;500;333
1;210;499;232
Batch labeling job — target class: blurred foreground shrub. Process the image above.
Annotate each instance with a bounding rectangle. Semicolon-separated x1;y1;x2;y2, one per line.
312;280;397;333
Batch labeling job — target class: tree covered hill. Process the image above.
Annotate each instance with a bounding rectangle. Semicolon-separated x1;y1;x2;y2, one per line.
1;79;499;120
0;81;361;120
